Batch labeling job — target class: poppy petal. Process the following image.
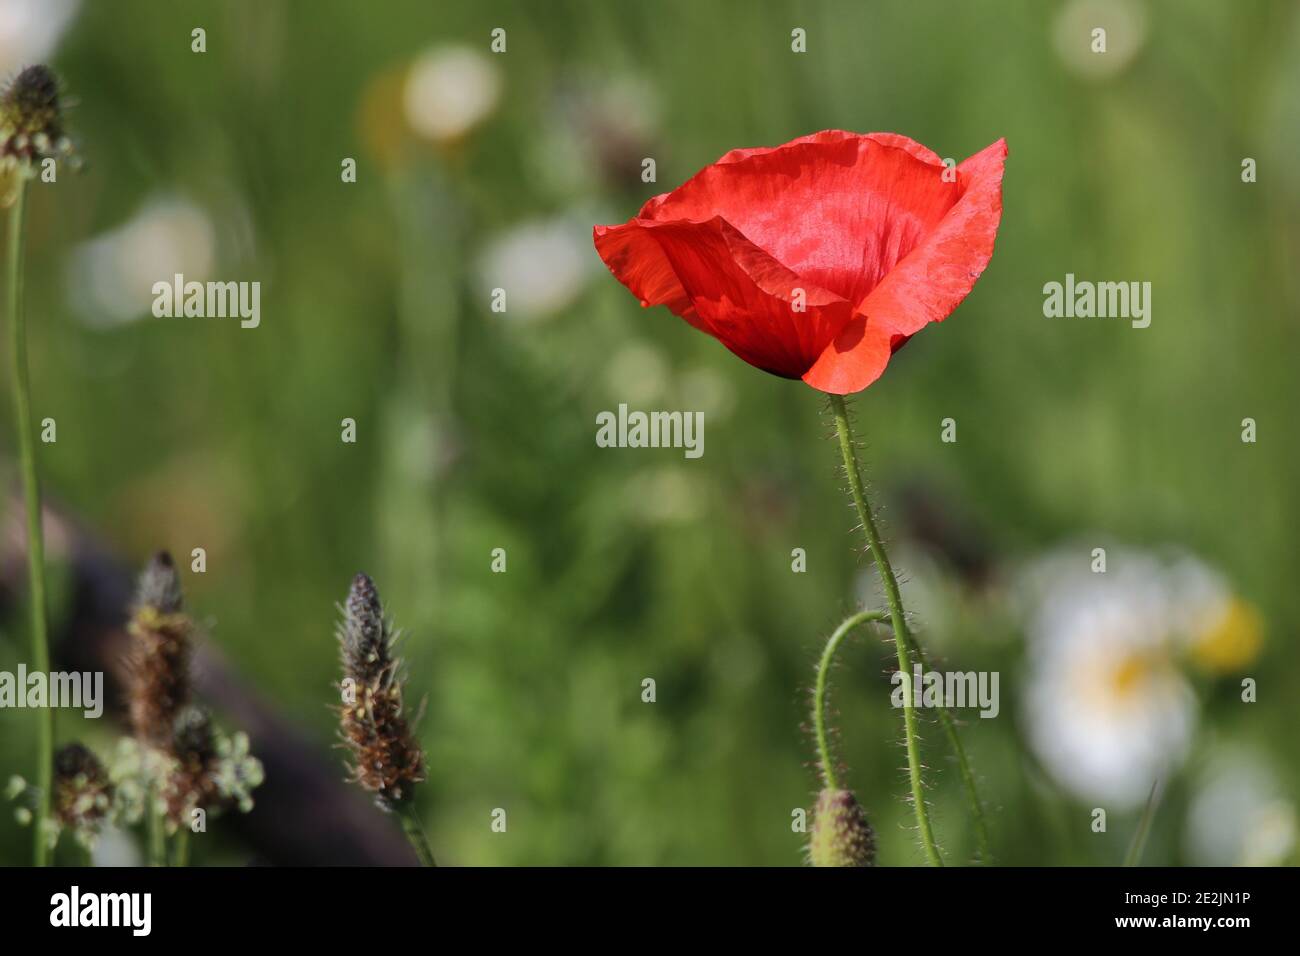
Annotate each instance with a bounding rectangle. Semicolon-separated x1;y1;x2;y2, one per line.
802;138;1008;394
591;220;697;323
639;132;963;308
713;128;860;166
800;316;896;395
858;137;1008;337
595;216;854;377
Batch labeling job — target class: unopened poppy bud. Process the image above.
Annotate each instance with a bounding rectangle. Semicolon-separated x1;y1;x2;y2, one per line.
809;788;876;867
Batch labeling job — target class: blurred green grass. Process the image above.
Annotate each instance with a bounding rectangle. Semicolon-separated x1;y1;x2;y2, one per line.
1;0;1297;865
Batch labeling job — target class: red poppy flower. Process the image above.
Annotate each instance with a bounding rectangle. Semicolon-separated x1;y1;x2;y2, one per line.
593;130;1006;394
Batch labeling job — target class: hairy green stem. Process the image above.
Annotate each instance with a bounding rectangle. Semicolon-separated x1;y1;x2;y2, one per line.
905;633;992;862
828;393;942;866
396;803;437;866
7;183;52;867
813;609;889;790
814;603;990;860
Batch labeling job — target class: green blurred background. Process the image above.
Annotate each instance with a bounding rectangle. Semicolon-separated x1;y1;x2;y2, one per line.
1;0;1297;865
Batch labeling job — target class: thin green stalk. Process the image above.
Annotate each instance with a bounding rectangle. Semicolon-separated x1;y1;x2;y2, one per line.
828;393;942;866
906;634;992;862
396;803;436;866
7;182;53;867
172;827;190;867
1123;780;1160;867
813;609;889;789
147;788;166;867
814;603;991;860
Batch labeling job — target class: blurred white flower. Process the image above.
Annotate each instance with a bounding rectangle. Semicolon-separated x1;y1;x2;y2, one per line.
0;0;79;74
403;45;500;143
476;214;594;321
1185;747;1296;866
67;196;215;327
1017;545;1198;808
1053;0;1147;80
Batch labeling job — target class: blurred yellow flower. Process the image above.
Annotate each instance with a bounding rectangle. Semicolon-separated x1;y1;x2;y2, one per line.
356;65;409;170
1188;597;1264;674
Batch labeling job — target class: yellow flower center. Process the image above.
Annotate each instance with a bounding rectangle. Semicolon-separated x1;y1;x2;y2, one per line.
1110;652;1153;698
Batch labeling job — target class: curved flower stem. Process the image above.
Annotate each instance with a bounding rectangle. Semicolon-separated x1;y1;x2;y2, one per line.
396;803;437;866
6;183;52;867
905;634;991;862
814;609;889;790
814;606;991;861
828;393;942;867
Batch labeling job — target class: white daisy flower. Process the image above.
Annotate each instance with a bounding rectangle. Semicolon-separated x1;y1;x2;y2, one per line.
1185;746;1296;866
476;214;595;322
1018;545;1200;808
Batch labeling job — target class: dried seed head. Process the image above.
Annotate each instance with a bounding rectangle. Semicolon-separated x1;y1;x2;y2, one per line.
162;706;220;826
51;742;114;846
336;573;425;810
340;572;390;683
154;707;263;827
136;550;183;613
809;788;876;867
3;66;60;133
121;554;263;827
125;552;193;750
173;705;217;761
1;65;72;171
